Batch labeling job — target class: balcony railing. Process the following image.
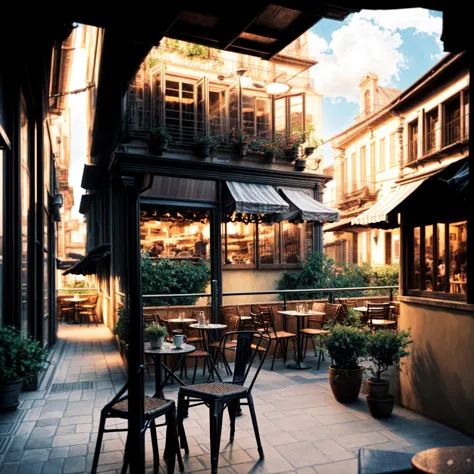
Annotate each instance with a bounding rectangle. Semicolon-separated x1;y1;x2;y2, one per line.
354;103;388;123
336;180;377;203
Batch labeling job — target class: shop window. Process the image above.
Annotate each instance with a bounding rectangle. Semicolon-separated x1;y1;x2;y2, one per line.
409;220;467;298
463;88;469;138
259;223;280;264
223;221;256;267
0;149;3;326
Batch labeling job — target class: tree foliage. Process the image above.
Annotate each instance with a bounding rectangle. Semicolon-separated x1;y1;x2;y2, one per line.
324;324;368;370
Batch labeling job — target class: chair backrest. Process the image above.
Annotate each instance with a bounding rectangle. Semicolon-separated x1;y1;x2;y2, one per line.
143;313;157;325
367;302;390;320
87;294;100;306
249;312;263;330
339;298;357;308
325;303;343;327
155;314;177;341
221;306;240;319
312;301;327;313
250;305;260;314
218;331;269;389
227;315;241;333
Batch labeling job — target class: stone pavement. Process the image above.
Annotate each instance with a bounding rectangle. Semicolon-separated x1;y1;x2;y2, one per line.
0;324;473;474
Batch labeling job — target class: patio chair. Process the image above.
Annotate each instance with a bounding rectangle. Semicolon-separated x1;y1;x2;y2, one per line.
78;294;100;326
177;331;269;474
91;381;183;474
59;298;74;323
253;307;296;370
208;315;240;375
367;302;396;330
300;303;343;369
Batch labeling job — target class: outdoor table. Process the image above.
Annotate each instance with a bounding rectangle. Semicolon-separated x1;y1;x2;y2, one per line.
167;318;197;325
353;306;397;326
411;446;474;473
64;297;87;323
278;310;326;369
188;323;227;353
144;341;195;398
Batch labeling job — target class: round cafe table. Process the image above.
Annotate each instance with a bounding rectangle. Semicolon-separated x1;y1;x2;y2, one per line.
411;446;474;473
188;323;227;353
144;341;195;398
64;297;87;324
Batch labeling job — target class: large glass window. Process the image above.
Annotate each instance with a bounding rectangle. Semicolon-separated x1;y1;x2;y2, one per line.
408;119;419;163
289;95;304;135
259;223;280;264
165;79;195;143
224;221;256;266
413;227;421;289
424;225;434;291
444;93;461;146
209;90;226;141
425;108;439;153
274;98;286;141
242;94;271;140
449;221;467;294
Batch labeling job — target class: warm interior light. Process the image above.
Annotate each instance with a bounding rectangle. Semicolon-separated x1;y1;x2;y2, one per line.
265;82;290;95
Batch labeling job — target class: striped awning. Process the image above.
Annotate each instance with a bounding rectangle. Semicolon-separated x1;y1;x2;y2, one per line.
352;179;427;226
278;189;340;223
225;181;289;215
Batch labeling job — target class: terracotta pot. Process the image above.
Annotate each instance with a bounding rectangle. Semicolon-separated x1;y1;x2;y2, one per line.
265;151;276;163
0;380;23;412
328;366;363;403
367;395;395;418
366;377;389;399
148;137;168;156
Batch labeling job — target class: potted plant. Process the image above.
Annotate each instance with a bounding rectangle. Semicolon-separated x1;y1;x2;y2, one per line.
148;127;171;155
144;322;168;349
229;127;250;158
283;133;303;161
304;123;323;156
194;135;216;158
366;329;412;418
0;326;48;411
324;324;368;403
260;141;280;163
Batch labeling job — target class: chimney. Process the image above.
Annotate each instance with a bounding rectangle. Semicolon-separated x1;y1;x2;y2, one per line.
359;73;379;115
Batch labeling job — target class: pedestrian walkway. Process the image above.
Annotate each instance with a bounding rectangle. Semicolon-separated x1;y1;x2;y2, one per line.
0;324;473;474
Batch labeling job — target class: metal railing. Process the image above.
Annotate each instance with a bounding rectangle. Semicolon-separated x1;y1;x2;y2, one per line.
336;180;378;202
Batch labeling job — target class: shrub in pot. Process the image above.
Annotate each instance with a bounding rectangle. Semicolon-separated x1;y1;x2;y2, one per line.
0;326;48;411
144;322;168;349
366;329;412;418
229;127;250;158
324;324;368;403
148;127;171;155
193;135;216;158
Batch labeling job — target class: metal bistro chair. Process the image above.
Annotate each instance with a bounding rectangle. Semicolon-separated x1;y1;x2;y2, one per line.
366;302;396;331
252;307;296;370
300;303;343;369
177;331;269;474
208;315;241;375
91;382;184;474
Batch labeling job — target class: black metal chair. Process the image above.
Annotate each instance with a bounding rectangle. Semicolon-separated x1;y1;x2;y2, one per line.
208;314;241;375
177;331;269;474
91;382;184;474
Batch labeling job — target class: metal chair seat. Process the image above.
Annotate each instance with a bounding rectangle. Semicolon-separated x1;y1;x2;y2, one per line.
371;319;397;327
180;382;248;399
110;396;174;419
185;350;210;358
300;328;330;336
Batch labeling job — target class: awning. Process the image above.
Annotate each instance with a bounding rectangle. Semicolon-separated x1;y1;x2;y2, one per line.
224;182;289;219
440;160;469;196
278;189;340;223
351;179;427;228
63;244;110;275
324;216;361;233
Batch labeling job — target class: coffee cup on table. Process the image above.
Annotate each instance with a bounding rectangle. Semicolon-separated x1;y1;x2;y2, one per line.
173;334;185;349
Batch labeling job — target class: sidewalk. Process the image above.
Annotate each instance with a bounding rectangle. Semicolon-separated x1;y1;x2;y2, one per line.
0;324;473;474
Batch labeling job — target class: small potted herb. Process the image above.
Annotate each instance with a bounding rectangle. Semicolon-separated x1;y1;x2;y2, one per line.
304;123;322;156
324;324;368;403
194;135;216;158
144;322;168;349
229;127;250;158
366;329;412;418
0;327;48;411
148;127;171;156
260;141;280;163
283;134;303;161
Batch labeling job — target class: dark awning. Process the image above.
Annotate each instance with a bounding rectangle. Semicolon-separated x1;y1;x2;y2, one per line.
278;188;339;223
440;160;469;195
224;181;289;220
62;244;111;275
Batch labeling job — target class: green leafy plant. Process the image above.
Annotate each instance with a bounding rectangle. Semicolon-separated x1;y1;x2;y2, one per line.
305;123;324;148
144;322;168;340
229;127;250;145
367;329;412;381
141;257;210;307
113;307;129;347
0;327;48;383
324;324;368;370
340;307;365;328
260;140;280;154
283;133;304;152
193;135;216;147
148;57;160;68
149;127;172;142
184;44;209;58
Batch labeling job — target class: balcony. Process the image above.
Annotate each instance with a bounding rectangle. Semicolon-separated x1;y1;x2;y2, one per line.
335;180;379;210
404;113;469;168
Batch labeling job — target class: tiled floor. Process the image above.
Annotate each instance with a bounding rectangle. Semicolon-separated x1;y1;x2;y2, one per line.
0;324;473;474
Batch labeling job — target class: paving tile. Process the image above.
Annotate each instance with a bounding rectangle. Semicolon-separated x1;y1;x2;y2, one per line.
42;458;64;474
0;463;20;474
312;439;354;462
59;415;93;426
313;413;360;425
278;441;330;468
68;444;88;456
52;433;90;447
21;448;50;463
337;431;390;449
35;418;59;427
221;449;254;464
30;425;56;438
63;456;86;473
49;446;69;459
24;437;54;450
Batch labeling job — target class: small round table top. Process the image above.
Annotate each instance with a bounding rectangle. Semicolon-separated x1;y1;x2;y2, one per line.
240;316;252;321
412;446;474;473
144;341;195;355
354;305;396;312
278;310;326;318
64;297;87;302
167;318;197;324
189;323;227;330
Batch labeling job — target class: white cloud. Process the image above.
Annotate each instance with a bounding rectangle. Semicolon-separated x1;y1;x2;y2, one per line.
308;9;443;103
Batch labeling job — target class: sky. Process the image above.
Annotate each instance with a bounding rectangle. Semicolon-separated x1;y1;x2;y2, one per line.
307;8;445;165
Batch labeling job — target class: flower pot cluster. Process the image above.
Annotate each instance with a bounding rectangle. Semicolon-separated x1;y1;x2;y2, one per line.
144;321;168;349
324;325;412;418
0;326;48;412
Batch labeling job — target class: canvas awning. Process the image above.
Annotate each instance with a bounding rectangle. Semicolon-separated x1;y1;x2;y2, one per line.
351;179;428;228
278;188;340;223
62;244;111;276
324;216;362;233
224;181;289;218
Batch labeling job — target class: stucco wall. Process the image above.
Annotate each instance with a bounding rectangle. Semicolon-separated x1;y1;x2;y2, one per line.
398;300;474;437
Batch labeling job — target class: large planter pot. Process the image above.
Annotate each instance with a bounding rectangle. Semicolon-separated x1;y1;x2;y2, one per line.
265;151;276;163
148;137;169;156
149;336;165;350
366;377;389;399
304;146;315;157
0;380;23;412
329;366;363;403
294;159;307;171
367;395;395;418
23;376;38;392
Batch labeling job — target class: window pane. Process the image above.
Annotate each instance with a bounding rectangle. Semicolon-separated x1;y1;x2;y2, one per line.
209;90;226;141
444;94;461;146
289;95;304;135
449;221;467;294
275;98;286;140
256;98;271;140
224;222;255;265
436;223;446;291
379;138;385;171
259;223;279;264
282;222;300;264
424;225;434;291
242;94;255;137
413;227;421;289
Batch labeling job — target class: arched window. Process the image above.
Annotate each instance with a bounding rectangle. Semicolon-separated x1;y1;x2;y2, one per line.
364;90;371;113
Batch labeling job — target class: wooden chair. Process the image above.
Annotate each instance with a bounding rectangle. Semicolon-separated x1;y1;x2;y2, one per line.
59;298;75;323
367;302;396;330
300;303;343;369
91;382;183;474
177;331;269;474
208;315;240;375
78;294;100;326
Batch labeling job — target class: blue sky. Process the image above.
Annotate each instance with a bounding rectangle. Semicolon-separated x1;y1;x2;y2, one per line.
306;8;444;163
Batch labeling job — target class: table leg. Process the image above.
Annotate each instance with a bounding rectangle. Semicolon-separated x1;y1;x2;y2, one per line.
153;354;164;398
286;317;310;370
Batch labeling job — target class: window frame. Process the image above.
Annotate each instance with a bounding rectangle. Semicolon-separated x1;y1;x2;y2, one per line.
379;137;386;172
408;119;419;163
389;132;397;167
